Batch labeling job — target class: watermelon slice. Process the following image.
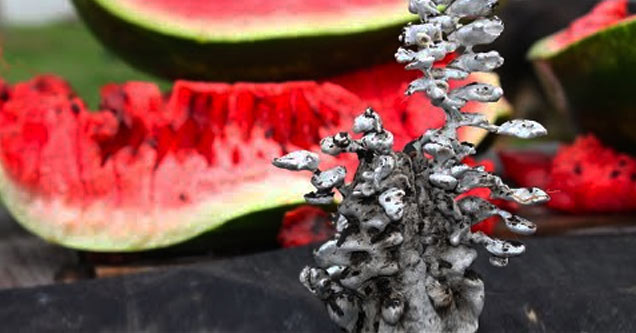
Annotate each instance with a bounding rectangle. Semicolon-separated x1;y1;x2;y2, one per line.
528;0;636;153
0;66;510;251
71;0;416;81
500;135;636;213
530;0;632;55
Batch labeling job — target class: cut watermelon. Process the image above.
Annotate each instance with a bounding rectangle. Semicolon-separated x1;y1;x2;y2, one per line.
71;0;416;81
500;135;636;213
0;65;510;251
277;205;334;248
528;0;636;153
0;77;357;251
531;0;632;55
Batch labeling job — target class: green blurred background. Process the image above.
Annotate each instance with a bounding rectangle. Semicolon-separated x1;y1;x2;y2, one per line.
1;21;169;107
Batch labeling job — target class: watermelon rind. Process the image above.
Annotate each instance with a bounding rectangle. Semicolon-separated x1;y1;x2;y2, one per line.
527;16;636;152
527;16;636;60
71;0;417;81
0;162;313;251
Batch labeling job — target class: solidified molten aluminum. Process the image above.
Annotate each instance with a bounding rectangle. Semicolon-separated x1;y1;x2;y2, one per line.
273;0;549;331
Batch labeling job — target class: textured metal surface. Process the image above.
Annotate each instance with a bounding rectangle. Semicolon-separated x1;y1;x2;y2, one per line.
272;0;551;331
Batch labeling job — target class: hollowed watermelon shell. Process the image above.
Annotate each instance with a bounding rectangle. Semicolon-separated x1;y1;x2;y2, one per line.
528;0;636;152
0;66;510;251
71;0;416;81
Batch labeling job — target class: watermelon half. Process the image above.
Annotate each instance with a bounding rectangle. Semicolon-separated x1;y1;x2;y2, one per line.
71;0;416;81
528;0;636;152
0;66;510;252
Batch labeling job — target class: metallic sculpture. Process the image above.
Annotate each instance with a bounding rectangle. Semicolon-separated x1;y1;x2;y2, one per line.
273;1;549;331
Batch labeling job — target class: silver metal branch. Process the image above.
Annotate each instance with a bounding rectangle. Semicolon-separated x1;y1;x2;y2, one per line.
272;1;548;332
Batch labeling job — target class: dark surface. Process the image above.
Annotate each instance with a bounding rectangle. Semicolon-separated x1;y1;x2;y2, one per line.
0;209;78;289
1;234;635;332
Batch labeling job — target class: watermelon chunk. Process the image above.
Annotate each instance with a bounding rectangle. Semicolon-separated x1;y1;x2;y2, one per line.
500;135;636;213
0;65;510;251
0;77;356;251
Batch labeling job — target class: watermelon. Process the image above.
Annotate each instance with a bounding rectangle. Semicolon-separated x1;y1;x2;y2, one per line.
71;0;416;81
277;205;334;248
0;65;510;252
528;0;636;153
500;135;636;213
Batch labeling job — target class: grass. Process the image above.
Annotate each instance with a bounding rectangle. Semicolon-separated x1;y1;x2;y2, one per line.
0;21;169;108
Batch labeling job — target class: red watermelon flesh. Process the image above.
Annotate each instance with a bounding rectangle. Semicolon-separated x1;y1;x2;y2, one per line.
0;64;509;251
498;151;553;190
500;135;636;213
551;0;632;50
277;205;334;248
100;0;411;40
1;77;357;206
127;0;401;20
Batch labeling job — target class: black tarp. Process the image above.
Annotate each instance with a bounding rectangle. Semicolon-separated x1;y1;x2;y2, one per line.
1;234;635;332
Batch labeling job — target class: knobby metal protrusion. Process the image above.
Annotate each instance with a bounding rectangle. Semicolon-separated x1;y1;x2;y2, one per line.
273;0;548;331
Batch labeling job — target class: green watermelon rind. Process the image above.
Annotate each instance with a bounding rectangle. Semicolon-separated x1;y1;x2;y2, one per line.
527;16;636;152
71;0;417;81
527;16;636;61
0;162;312;252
